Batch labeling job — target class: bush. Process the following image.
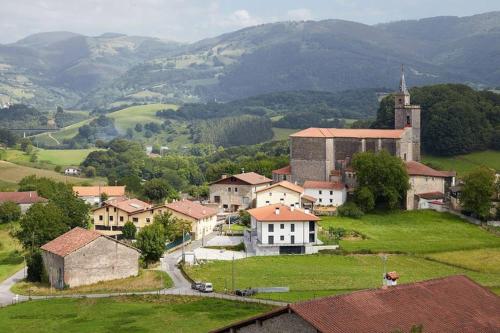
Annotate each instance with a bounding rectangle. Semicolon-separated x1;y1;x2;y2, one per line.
0;201;21;223
136;223;166;264
83;166;97;178
54;165;62;173
27;250;44;282
123;221;137;239
355;187;375;212
328;227;345;240
337;202;364;218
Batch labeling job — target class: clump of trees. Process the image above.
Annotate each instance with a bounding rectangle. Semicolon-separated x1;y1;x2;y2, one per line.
0;201;21;223
460;167;496;220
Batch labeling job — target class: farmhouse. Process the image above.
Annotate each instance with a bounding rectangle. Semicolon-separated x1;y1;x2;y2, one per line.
212;275;500;333
41;227;140;289
0;191;48;213
164;200;218;240
64;167;80;175
73;185;126;205
303;181;346;207
209;171;272;211
247;204;319;255
255;180;315;209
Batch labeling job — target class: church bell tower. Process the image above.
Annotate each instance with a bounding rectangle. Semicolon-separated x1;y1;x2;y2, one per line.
394;65;421;161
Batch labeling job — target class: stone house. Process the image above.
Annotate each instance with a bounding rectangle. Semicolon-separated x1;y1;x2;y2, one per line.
255;180;315;209
0;191;48;213
41;227;140;289
212;275;500;333
73;186;126;205
247;204;319;255
303;181;346;207
164;199;218;240
271;165;292;183
209;172;272;211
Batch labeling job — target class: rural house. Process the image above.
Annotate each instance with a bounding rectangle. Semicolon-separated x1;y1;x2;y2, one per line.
209;172;272;211
73;185;126;205
247;204;320;255
0;191;48;213
212;275;500;333
41;227;140;289
271;165;292;183
303;181;346;207
164;199;218;240
255;180;315;209
64;167;80;175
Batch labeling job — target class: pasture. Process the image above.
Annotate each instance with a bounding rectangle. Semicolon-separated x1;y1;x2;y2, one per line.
422;150;500;175
108;103;177;134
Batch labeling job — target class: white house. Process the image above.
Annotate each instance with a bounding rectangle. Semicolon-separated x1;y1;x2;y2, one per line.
64;167;81;175
255;180;315;209
247;204;320;255
303;181;346;206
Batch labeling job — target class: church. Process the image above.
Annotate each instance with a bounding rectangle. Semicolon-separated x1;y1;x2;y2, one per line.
273;68;455;210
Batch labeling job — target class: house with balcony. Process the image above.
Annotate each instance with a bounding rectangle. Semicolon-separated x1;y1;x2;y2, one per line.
246;204;319;255
209;171;272;211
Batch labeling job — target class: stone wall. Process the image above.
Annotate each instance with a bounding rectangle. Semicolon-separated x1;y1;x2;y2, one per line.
64;237;139;288
333;138;362;163
237;312;317;333
41;251;65;289
290;137;333;184
407;175;445;210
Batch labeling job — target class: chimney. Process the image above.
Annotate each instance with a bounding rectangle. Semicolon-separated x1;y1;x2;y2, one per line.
221;174;228;179
29;192;32;198
241;168;245;174
275;207;280;215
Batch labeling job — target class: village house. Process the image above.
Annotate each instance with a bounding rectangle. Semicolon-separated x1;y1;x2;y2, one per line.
212;275;500;333
41;227;140;289
271;165;292;183
247;204;319;255
64;167;80;175
73;185;126;205
164;200;218;240
255;180;315;209
209;172;272;211
303;181;346;207
0;191;48;213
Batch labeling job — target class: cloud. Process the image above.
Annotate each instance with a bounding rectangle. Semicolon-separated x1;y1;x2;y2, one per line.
287;8;313;21
227;9;262;27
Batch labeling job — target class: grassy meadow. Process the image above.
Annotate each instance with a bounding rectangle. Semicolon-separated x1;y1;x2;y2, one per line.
2;148;98;167
0;296;273;333
422;150;500;175
0;223;24;283
108;103;177;133
185;210;500;302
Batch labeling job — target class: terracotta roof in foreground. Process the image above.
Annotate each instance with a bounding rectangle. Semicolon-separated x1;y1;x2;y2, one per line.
0;191;47;204
41;227;101;257
73;186;126;197
247;204;319;222
272;165;291;175
211;275;500;333
290;127;405;139
165;200;217;220
255;180;304;194
303;181;345;190
406;161;450;177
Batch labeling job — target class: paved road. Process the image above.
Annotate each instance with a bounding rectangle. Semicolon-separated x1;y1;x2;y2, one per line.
0;268;27;306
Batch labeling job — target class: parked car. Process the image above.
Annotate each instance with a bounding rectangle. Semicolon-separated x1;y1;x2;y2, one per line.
200;282;213;293
235;288;256;297
191;282;203;291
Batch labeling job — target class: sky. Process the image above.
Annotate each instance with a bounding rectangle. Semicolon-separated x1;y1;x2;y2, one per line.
0;0;499;44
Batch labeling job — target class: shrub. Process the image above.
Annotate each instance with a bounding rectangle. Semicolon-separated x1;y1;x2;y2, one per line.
337;202;364;218
123;221;137;239
355;186;375;212
328;227;345;240
27;250;44;282
136;223;166;264
54;165;62;173
0;201;21;223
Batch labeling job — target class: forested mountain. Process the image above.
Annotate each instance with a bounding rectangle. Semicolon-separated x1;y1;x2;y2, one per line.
1;12;500;110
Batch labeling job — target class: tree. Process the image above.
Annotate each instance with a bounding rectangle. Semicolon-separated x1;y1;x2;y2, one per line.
0;201;21;223
0;128;18;147
153;212;191;241
134;123;143;132
20;138;32;152
54;165;62;173
352;151;410;211
126;128;134;139
100;192;108;204
26;250;44;282
239;210;251;227
14;202;68;250
122;221;137;239
136;223;165;264
143;178;173;203
84;166;97;178
461;167;495;220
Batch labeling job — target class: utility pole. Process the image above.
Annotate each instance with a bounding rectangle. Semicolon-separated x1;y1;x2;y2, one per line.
381;255;387;287
231;253;235;292
182;228;185;263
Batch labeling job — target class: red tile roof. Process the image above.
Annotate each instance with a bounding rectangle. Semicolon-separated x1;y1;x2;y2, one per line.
41;227;101;257
255;181;304;194
247;204;319;222
212;172;272;185
165;200;217;220
272;165;291;175
418;191;444;200
290;128;405;139
107;198;152;214
212;275;500;333
303;181;345;190
301;194;317;202
73;186;126;197
406;161;450;177
0;191;47;204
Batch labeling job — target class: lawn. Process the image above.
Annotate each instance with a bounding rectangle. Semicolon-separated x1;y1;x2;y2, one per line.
3;148;98;167
0;295;273;333
320;210;500;254
422;150;500;175
425;248;500;273
108;103;177;134
0;223;24;283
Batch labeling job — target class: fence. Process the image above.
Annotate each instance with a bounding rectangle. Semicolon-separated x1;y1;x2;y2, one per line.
165;233;192;251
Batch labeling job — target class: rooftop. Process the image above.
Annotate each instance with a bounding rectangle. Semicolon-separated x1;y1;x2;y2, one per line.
0;191;47;204
213;171;272;185
41;227;101;257
106;198;152;214
73;186;126;197
272;165;291;175
165;200;217;220
247;204;319;222
290;128;405;139
255;180;304;194
405;161;450;177
303;181;345;190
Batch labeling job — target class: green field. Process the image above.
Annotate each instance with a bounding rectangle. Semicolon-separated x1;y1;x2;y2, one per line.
0;223;23;283
422;150;500;175
0;296;273;333
185;210;500;302
108;103;177;134
271;127;299;141
2;148;98;167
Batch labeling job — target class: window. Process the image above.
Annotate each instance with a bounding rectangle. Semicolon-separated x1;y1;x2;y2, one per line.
228;187;231;192
291;203;294;207
291;235;295;244
113;207;116;212
265;201;270;204
280;224;284;229
330;191;333;195
119;216;124;222
404;153;407;161
268;236;274;244
146;218;151;223
309;233;315;243
283;193;286;196
330;199;333;203
99;215;103;221
319;190;322;195
268;224;274;232
109;216;114;221
214;196;220;203
269;192;272;196
406;115;411;125
132;217;138;223
283;175;287;180
106;207;109;212
309;221;315;232
280;235;284;241
319;198;323;203
280;198;284;202
291;224;295;232
234;187;238;192
223;204;228;209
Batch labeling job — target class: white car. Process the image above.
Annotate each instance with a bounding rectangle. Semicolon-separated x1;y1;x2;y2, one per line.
200;282;213;293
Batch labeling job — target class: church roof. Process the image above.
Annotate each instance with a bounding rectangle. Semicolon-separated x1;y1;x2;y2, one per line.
290;128;405;139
